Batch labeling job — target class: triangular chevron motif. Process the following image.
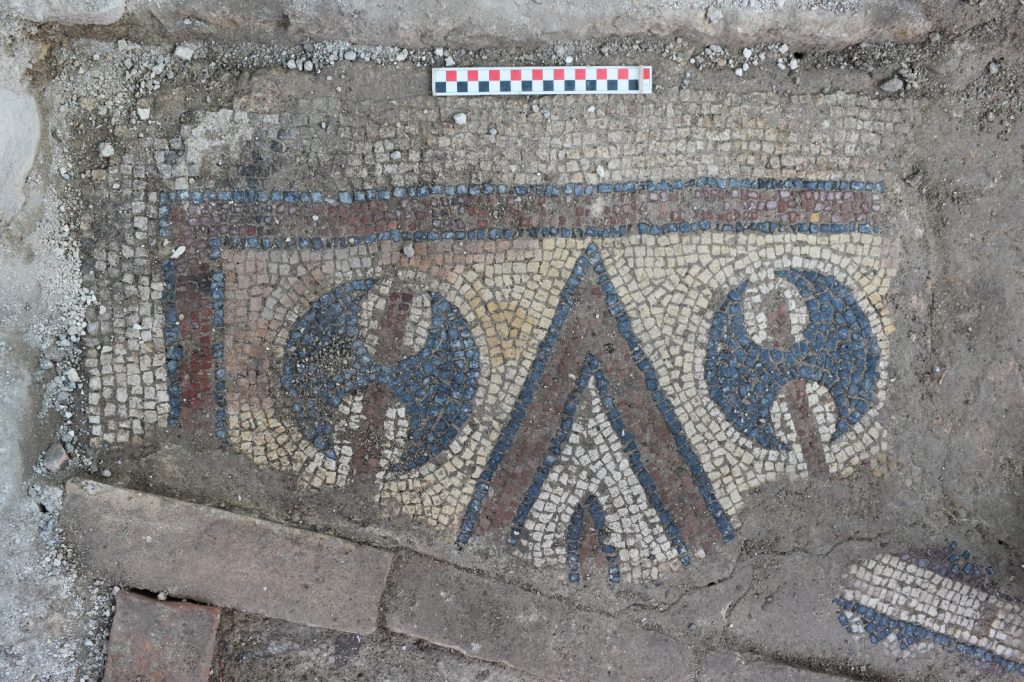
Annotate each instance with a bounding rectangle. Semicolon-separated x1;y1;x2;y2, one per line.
457;244;733;581
511;353;694;583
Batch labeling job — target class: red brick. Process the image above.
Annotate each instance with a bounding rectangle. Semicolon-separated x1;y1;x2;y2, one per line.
105;591;220;682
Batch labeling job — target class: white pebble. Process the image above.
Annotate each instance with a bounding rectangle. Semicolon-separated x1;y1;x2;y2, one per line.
453;112;467;125
98;142;115;158
742;48;753;59
170;245;186;259
173;45;194;61
136;107;150;121
344;50;357;61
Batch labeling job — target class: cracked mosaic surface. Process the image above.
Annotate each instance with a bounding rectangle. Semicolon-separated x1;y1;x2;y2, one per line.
149;177;895;583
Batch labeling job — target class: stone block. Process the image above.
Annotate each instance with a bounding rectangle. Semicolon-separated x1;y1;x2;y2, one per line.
385;555;696;680
62;479;393;634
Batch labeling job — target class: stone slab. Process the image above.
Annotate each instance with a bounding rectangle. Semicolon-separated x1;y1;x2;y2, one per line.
105;591;220;682
384;555;696;681
0;88;40;225
4;0;125;25
700;651;852;681
62;478;393;635
126;0;931;50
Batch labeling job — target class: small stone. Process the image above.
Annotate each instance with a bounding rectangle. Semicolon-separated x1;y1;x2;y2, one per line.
453;112;467;126
43;443;69;473
136;107;150;121
880;76;904;93
402;243;415;258
286;59;297;70
989;61;1001;75
157;591;168;601
396;49;409;62
173;45;194;62
705;6;724;24
101;469;112;478
170;245;186;260
303;60;314;72
389;150;402;160
742;48;753;60
344;50;357;61
98;142;115;158
434;47;445;57
445;56;456;67
788;57;799;71
734;68;744;77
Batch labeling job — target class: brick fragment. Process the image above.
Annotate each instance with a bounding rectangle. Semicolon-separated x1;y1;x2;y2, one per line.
104;591;219;682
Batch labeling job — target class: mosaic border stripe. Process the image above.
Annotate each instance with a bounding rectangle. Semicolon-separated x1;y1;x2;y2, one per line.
159;175;886;221
836;597;1024;674
205;220;879;258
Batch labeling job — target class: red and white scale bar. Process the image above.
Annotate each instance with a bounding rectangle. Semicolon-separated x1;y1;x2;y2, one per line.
432;66;653;96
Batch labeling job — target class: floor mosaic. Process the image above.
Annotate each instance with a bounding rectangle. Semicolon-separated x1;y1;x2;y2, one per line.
150;176;895;584
838;546;1024;674
81;87;909;456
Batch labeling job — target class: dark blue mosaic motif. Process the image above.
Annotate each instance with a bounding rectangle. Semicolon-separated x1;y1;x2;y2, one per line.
281;279;479;469
705;269;880;450
457;244;734;549
567;494;620;584
161;260;182;426
508;352;691;568
834;595;1024;672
